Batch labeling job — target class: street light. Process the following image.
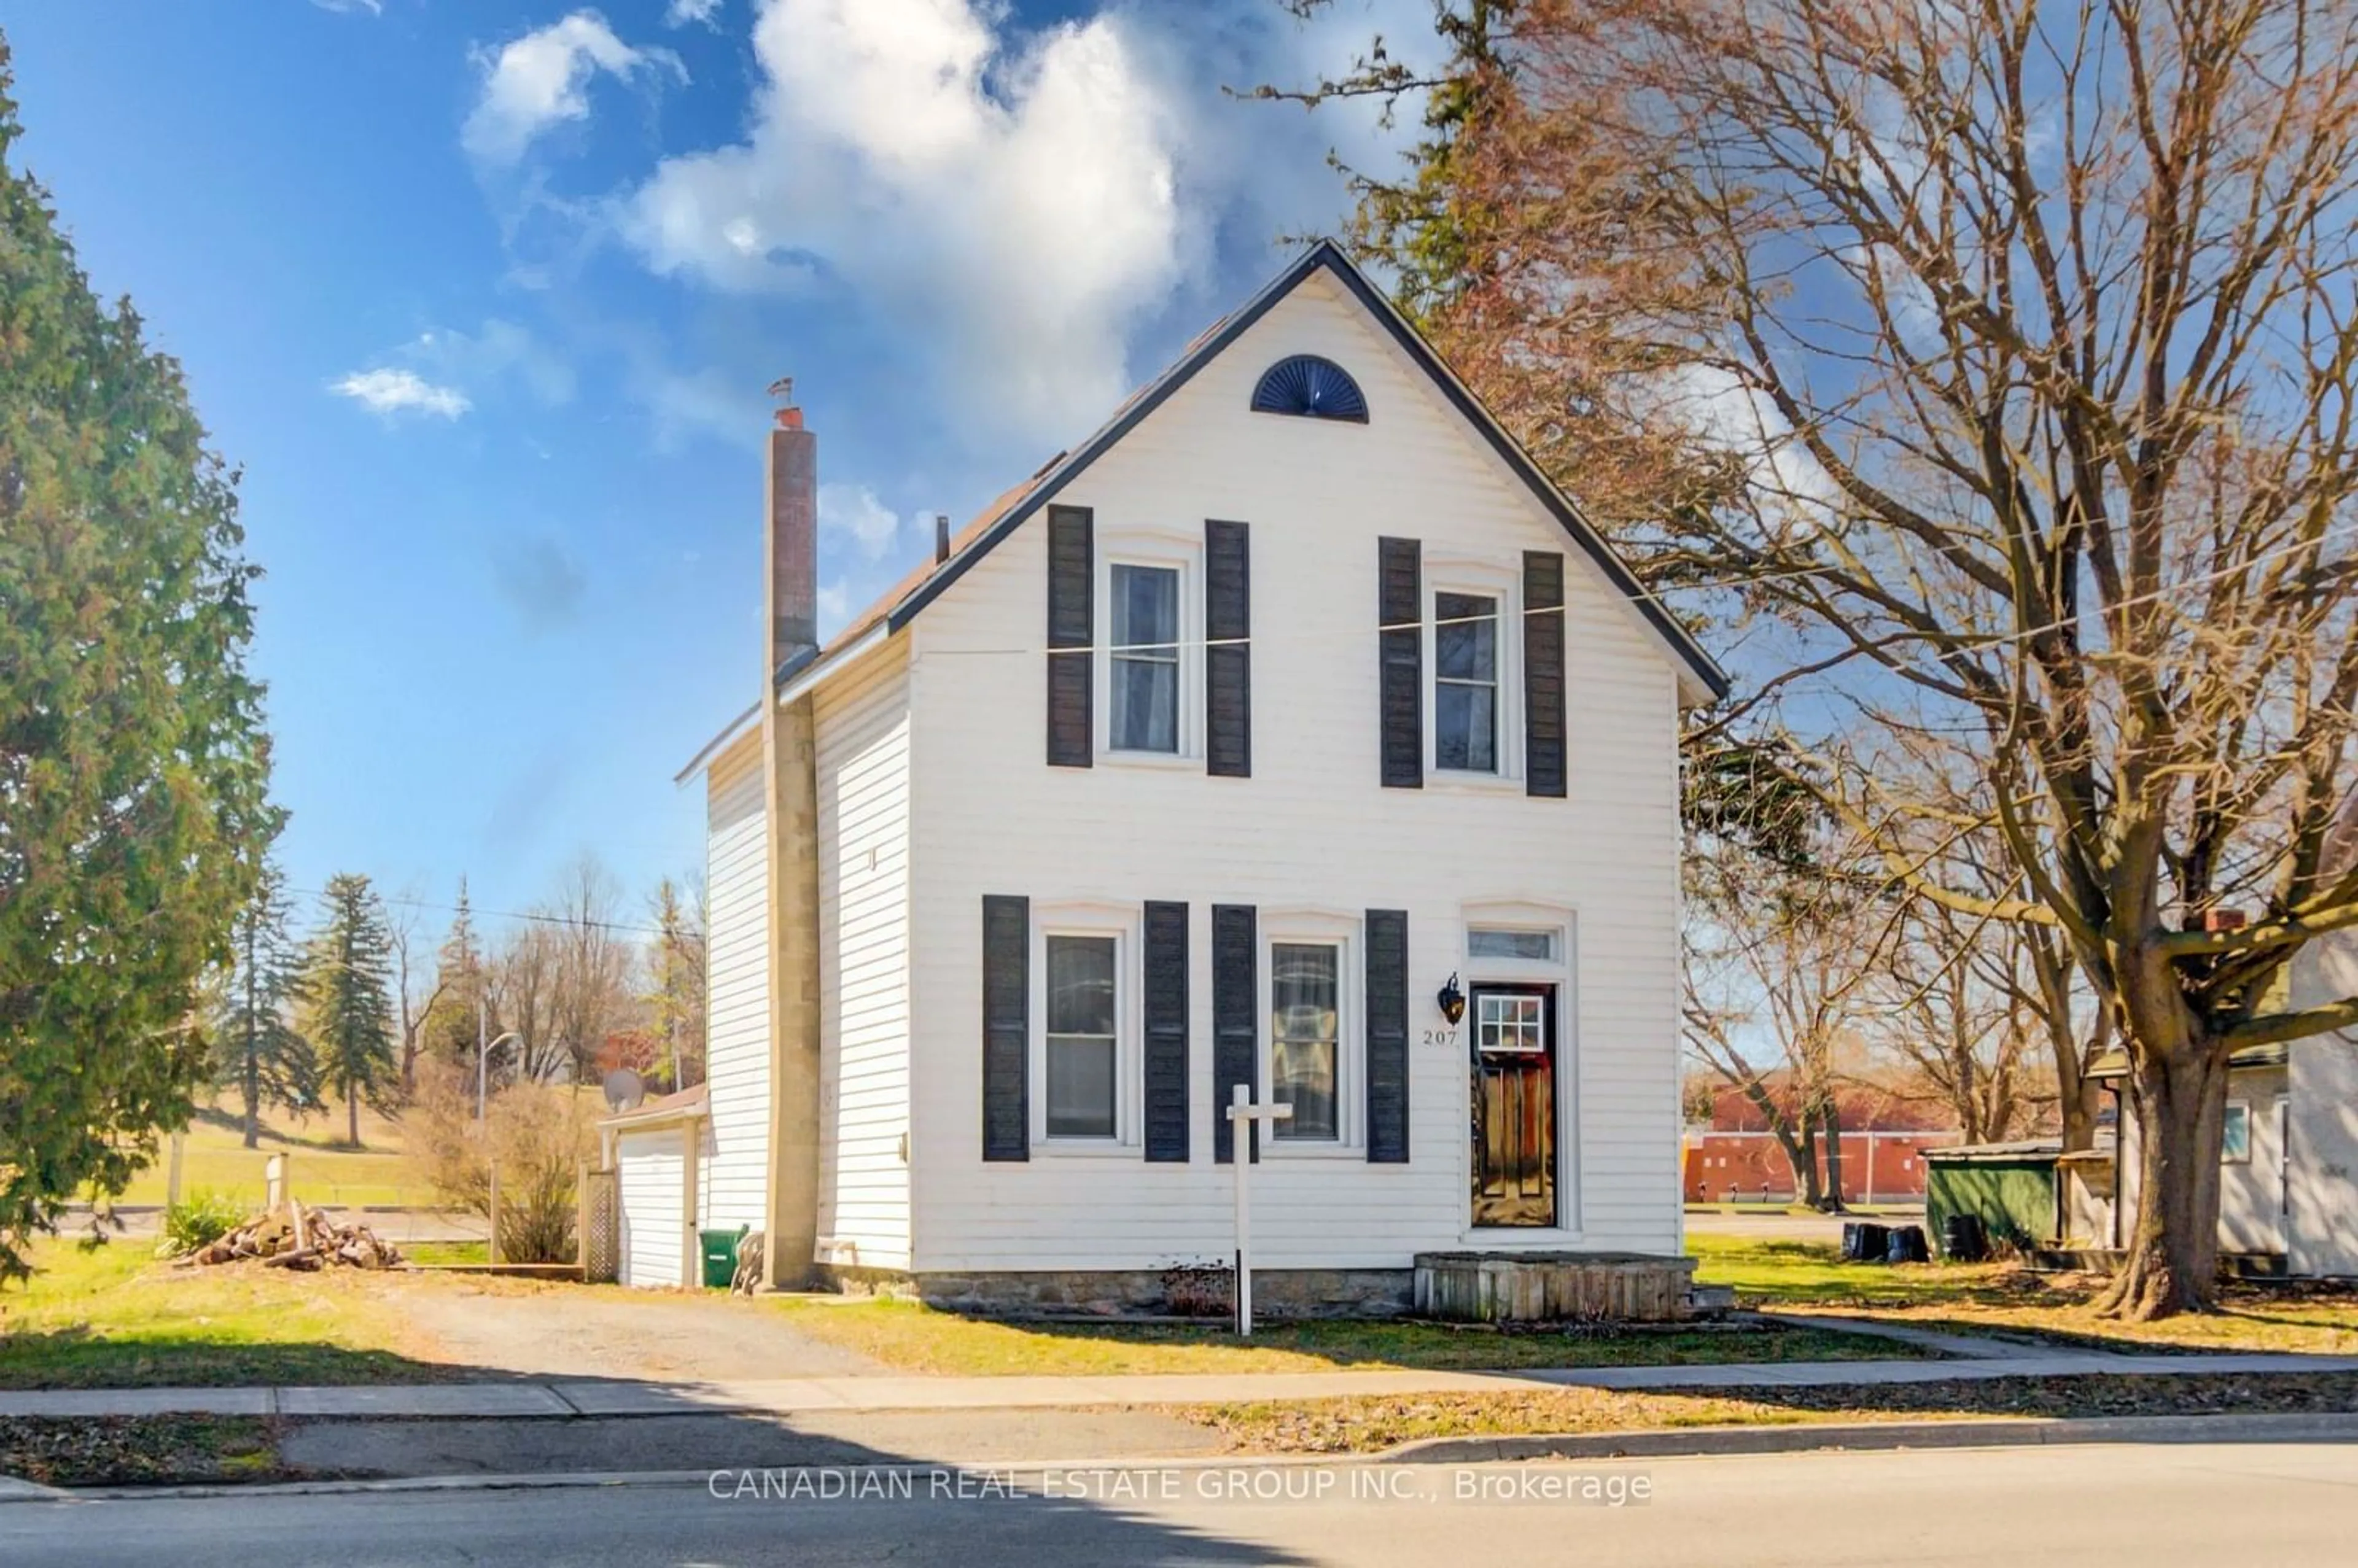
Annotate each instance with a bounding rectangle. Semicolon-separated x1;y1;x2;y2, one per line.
475;992;521;1125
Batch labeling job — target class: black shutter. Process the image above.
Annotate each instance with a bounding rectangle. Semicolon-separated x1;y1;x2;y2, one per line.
1378;537;1422;788
1212;904;1258;1164
981;895;1029;1162
1046;506;1093;767
1143;901;1191;1162
1365;909;1411;1163
1205;519;1251;778
1524;551;1566;799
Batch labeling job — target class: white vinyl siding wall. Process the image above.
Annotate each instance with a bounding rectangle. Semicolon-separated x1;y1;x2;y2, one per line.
903;273;1683;1272
615;1130;685;1287
2290;934;2358;1277
815;643;914;1269
701;737;771;1232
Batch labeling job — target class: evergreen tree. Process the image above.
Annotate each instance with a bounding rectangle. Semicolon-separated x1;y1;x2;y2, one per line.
1252;1;1521;328
300;874;398;1147
422;877;488;1069
0;37;279;1280
642;877;706;1091
212;860;317;1147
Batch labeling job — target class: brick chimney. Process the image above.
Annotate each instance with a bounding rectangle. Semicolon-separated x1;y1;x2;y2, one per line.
765;377;817;683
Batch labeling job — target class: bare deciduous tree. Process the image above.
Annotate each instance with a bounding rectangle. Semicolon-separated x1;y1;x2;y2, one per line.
1321;0;2358;1317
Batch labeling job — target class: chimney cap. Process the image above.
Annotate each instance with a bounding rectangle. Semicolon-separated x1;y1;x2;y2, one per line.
768;375;803;430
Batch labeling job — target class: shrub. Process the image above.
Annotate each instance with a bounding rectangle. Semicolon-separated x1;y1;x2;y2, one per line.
406;1062;596;1263
155;1189;248;1259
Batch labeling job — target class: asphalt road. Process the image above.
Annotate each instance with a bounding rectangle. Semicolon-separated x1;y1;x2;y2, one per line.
4;1442;2353;1566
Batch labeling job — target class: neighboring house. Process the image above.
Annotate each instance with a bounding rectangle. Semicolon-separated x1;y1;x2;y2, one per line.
607;241;1727;1313
2073;804;2358;1277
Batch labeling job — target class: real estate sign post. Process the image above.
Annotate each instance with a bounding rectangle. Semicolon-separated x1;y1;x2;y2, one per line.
1227;1084;1293;1337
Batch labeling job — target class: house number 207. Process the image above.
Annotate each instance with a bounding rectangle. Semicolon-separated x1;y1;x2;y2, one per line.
1423;1028;1458;1047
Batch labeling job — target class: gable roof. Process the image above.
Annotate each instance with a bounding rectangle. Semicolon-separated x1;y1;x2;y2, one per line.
680;239;1728;779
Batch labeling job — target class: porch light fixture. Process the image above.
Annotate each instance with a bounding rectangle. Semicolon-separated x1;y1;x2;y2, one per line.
1436;972;1466;1027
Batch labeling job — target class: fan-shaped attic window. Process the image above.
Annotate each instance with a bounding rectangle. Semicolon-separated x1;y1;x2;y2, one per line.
1250;355;1368;424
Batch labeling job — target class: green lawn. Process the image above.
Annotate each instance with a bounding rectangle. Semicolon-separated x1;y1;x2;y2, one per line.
0;1238;457;1389
769;1295;1926;1376
1180;1369;2358;1454
1690;1233;2358;1354
108;1101;425;1208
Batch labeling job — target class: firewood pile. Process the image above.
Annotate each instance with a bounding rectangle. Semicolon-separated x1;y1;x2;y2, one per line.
187;1203;403;1271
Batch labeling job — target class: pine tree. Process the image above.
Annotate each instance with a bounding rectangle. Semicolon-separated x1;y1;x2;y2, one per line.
300;873;399;1148
212;859;317;1147
642;877;706;1090
0;37;279;1280
422;877;488;1069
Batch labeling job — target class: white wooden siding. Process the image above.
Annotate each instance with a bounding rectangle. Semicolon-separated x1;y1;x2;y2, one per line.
701;735;771;1232
616;1129;685;1288
815;642;914;1270
901;272;1684;1272
2290;935;2358;1276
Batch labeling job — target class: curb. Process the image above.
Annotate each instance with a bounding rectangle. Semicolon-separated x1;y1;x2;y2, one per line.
15;1410;2358;1504
1382;1408;2358;1464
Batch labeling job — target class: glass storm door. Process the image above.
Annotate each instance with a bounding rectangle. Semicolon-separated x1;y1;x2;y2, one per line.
1470;984;1557;1227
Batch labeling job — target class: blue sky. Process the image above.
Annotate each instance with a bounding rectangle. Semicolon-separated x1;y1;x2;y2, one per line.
7;0;1423;941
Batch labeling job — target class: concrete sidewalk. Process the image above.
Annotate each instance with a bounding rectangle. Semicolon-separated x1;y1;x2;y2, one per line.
8;1349;2357;1422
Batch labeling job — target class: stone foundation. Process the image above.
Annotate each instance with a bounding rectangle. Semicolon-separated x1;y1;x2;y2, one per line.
1412;1251;1697;1322
808;1264;1414;1319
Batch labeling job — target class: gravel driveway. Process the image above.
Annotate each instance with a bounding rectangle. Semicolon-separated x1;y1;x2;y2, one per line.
375;1275;883;1382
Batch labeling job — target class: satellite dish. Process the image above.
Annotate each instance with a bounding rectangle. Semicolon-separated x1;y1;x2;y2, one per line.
603;1069;645;1114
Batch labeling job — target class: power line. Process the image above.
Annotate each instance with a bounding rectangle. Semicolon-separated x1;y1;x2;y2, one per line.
288;886;675;941
900;516;2358;689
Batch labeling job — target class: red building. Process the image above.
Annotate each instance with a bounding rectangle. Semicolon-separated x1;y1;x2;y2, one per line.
1683;1082;1957;1203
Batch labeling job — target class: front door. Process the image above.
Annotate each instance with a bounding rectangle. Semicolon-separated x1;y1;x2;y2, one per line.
1470;984;1557;1227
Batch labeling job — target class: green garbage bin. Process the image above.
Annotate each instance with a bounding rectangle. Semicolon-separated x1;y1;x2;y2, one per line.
699;1227;747;1289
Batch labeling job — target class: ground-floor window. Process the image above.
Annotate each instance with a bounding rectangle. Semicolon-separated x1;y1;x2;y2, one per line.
1045;934;1119;1139
1269;941;1340;1141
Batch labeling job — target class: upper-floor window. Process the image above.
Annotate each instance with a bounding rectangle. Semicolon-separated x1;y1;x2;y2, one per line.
1110;564;1181;754
1250;354;1369;423
1434;591;1501;773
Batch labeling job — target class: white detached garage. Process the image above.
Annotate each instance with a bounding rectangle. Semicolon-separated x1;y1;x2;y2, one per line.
600;1084;707;1289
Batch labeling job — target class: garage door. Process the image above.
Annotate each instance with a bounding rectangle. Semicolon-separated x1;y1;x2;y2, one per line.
617;1129;685;1287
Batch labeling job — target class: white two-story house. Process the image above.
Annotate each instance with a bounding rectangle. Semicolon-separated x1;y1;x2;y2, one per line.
606;241;1727;1315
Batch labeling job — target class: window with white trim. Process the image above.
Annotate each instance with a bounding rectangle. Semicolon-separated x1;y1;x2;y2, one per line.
1044;934;1119;1139
1270;942;1341;1141
1109;564;1181;753
2220;1100;2252;1164
1434;591;1500;772
1468;927;1558;963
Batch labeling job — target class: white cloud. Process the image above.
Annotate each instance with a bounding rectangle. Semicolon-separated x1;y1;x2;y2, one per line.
311;0;383;14
623;0;1186;443
331;368;472;420
818;484;903;560
464;11;685;166
816;580;852;635
611;0;1441;447
411;319;577;406
664;0;723;26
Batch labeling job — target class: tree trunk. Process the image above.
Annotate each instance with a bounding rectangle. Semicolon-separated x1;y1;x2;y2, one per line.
241;947;261;1150
1778;1116;1823;1207
1819;1103;1848;1212
2098;1045;2226;1319
347;1085;360;1150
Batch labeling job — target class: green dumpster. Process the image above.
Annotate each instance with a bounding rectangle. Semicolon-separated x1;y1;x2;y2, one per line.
700;1226;747;1289
1925;1142;2058;1255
